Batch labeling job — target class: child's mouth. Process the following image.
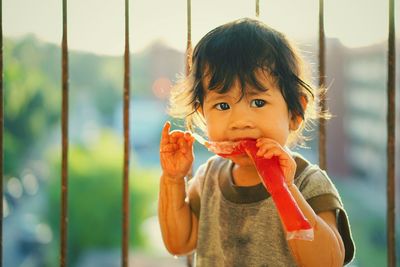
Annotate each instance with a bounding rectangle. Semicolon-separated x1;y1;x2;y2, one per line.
192;133;253;156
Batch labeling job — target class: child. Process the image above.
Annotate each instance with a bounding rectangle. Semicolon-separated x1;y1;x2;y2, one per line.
158;18;355;266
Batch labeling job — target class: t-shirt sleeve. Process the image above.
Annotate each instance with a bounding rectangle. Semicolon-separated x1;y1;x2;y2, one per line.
297;167;356;265
298;168;341;201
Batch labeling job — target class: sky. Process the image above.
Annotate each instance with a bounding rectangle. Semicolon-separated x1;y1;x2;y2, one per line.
4;0;399;56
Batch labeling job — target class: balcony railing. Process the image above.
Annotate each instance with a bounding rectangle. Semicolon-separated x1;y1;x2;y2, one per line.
0;0;396;266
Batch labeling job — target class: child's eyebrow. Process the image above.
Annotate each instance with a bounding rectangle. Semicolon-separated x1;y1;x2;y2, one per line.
205;93;230;102
246;89;271;97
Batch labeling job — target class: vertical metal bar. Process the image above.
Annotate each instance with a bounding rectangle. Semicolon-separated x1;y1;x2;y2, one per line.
387;0;396;266
186;1;194;266
60;0;69;266
0;0;3;265
318;0;327;170
255;0;260;18
122;0;131;266
185;0;192;76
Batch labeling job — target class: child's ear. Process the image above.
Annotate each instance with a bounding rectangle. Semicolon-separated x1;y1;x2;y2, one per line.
289;95;308;131
196;103;204;116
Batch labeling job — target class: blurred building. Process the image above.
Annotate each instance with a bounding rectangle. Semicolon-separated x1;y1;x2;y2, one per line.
325;39;400;183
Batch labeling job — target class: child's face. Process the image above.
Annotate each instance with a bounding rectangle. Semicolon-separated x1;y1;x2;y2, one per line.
201;71;298;165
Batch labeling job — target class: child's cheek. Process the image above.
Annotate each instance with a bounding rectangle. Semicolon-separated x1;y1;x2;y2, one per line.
205;121;225;142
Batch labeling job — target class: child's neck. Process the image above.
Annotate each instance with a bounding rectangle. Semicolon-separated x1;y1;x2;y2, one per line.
232;163;261;187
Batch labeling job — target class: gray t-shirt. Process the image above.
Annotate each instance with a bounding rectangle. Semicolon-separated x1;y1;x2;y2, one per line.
188;154;355;267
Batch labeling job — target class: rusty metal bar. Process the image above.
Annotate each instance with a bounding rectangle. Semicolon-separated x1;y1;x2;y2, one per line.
60;0;69;266
318;0;327;170
255;0;260;18
122;0;131;266
386;0;396;266
185;1;194;266
185;0;192;76
0;0;3;264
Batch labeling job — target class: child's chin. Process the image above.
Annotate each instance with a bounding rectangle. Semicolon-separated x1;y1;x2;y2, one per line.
228;154;254;166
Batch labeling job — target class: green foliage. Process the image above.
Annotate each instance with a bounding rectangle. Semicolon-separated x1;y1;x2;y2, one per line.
69;52;122;125
334;180;400;267
4;35;175;178
3;35;183;266
46;131;159;265
4;37;60;176
4;36;122;176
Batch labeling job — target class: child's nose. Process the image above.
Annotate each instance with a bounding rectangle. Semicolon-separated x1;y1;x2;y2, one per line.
229;119;255;130
228;105;255;130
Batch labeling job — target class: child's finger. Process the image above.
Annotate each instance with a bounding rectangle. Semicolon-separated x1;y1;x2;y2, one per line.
170;130;185;138
177;136;187;153
181;136;193;154
185;135;195;154
184;131;193;141
160;143;179;153
256;143;278;157
263;146;285;159
160;121;171;145
170;130;185;143
256;137;279;147
189;135;195;146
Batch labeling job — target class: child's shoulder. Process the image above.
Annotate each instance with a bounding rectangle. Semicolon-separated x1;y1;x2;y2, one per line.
291;151;327;179
194;155;230;177
187;155;230;218
188;155;230;191
291;152;340;200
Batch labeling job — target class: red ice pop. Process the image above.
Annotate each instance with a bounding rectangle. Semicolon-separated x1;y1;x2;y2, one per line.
239;140;313;240
193;134;314;240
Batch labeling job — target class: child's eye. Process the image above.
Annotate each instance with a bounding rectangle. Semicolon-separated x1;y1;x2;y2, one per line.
215;102;230;110
250;99;266;108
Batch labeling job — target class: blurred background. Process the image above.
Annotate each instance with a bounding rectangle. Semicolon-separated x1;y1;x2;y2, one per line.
3;0;400;266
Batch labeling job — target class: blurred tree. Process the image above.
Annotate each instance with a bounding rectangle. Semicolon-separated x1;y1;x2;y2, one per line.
46;131;159;266
4;36;60;177
4;36;177;180
4;35;164;265
4;36;123;177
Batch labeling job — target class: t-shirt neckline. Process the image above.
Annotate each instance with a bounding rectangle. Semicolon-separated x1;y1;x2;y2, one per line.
219;153;309;204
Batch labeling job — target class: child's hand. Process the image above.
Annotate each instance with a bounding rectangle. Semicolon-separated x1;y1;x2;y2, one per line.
255;138;297;187
160;121;195;182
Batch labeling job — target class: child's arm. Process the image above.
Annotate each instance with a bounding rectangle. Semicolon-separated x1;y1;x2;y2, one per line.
256;138;345;267
158;121;198;255
287;186;345;267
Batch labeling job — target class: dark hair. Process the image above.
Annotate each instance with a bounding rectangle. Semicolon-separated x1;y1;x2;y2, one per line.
169;18;326;146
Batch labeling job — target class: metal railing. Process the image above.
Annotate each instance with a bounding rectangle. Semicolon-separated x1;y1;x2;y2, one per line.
122;0;130;267
0;0;3;265
318;0;327;171
0;0;396;266
386;0;396;266
60;0;69;265
122;0;131;266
